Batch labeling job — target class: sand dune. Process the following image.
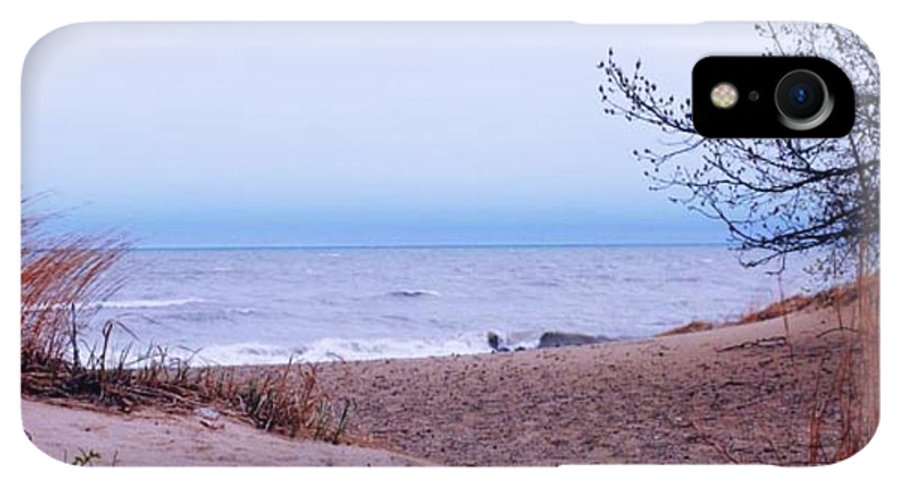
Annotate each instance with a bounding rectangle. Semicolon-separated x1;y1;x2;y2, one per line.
22;298;870;466
310;302;869;465
21;400;428;466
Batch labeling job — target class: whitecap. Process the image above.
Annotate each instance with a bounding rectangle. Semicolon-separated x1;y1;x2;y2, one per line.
94;298;205;309
22;297;204;312
190;333;490;366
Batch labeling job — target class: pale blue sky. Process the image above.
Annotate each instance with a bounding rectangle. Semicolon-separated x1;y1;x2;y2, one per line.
22;23;765;247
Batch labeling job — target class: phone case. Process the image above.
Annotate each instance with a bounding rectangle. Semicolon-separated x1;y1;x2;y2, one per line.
20;22;879;466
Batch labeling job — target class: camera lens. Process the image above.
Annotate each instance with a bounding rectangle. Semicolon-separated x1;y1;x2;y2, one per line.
775;70;834;130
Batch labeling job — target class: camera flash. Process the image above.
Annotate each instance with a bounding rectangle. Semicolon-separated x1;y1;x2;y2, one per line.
711;82;738;109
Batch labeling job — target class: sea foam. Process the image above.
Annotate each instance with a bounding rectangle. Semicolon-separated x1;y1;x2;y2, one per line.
194;333;491;365
93;298;205;309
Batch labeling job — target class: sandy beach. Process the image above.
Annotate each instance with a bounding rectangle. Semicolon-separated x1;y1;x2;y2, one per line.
22;399;428;466
309;300;866;465
22;297;869;466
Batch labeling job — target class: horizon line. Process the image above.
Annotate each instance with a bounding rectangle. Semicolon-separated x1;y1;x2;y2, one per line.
131;241;732;251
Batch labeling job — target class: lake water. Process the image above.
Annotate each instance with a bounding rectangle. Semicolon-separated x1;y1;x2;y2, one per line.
87;245;817;365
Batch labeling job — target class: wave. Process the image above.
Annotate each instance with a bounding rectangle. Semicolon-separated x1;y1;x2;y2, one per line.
100;328;628;368
94;298;205;309
193;333;490;365
226;307;256;315
523;279;562;287
23;297;204;313
387;289;441;298
179;328;622;366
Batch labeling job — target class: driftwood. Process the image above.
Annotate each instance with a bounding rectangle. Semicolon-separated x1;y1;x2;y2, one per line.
716;336;787;353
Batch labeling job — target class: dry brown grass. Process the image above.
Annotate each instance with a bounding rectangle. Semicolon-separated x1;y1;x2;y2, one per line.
192;361;354;442
660;277;869;338
736;294;816;324
657;320;715;337
658;265;878;465
806;271;879;464
22;344;353;443
21;204;352;444
21;208;128;369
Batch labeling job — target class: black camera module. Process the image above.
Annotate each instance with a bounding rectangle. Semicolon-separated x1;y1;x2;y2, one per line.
775;69;833;130
692;57;854;138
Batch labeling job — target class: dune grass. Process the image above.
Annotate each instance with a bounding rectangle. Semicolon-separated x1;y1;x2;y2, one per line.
20;206;352;444
20;209;127;370
661;269;879;465
806;270;879;464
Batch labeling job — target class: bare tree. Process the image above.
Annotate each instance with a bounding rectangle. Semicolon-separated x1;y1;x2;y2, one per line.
597;23;879;276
